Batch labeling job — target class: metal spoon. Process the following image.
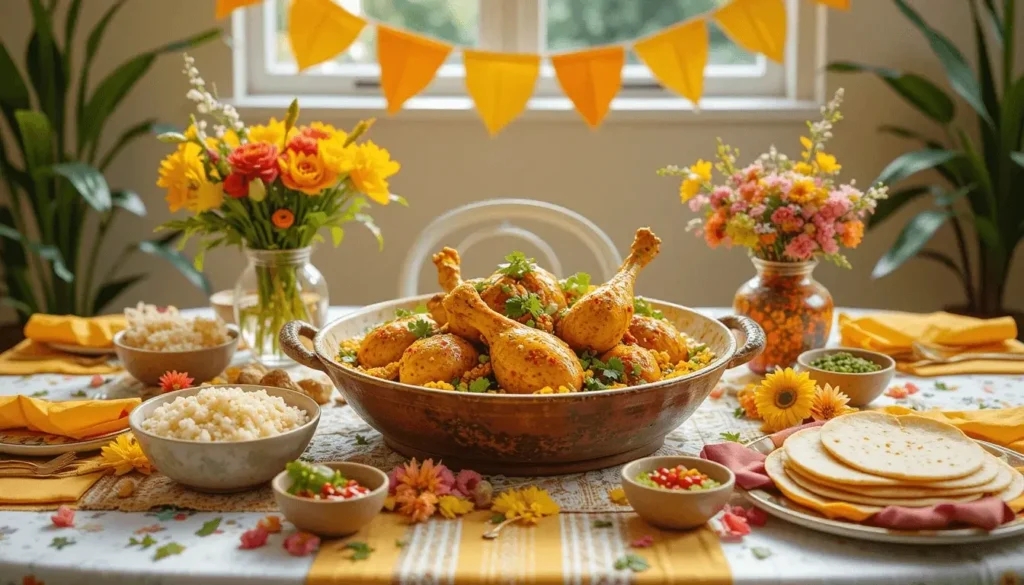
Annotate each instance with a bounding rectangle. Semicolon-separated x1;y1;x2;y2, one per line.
482;517;517;540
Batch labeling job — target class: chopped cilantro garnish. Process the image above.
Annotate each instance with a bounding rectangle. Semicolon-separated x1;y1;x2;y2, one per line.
395;305;429;318
733;407;746;419
473;279;491;293
633;297;664;320
338;348;358;364
496;251;535;279
499;284;515;295
583;376;609;391
468;378;492;393
525;319;536;328
343;541;373;561
690;343;707;355
285;460;346;495
598;357;626;382
407;318;434;339
561;272;591;296
478;354;490;364
720;431;742;443
578;350;598;370
505;293;544;319
631;363;642;378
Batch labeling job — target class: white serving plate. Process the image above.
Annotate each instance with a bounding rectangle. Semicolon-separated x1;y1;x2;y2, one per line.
742;436;1024;545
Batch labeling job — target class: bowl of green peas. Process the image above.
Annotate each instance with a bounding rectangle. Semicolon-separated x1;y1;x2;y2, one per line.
796;348;895;407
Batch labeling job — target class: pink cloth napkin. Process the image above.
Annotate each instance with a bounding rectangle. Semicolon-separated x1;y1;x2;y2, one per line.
700;422;1015;531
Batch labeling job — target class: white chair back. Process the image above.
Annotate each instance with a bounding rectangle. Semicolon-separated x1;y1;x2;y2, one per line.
398;199;622;297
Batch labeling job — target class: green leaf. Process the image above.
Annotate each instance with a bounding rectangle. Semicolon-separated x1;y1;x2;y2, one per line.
968;0;1000;173
504;293;544;319
560;272;591;297
128;534;157;549
407;318;433;339
1012;152;1024;169
138;238;211;295
877;125;943;147
593;519;614;528
330;226;344;246
92;274;145;314
933;184;973;206
112;189;146;217
98;118;158;171
15;110;54;172
875;149;959;185
46;162;111;211
614;553;650;573
872;210;951;279
633;296;664;320
0;223;72;282
153;542;185;561
468;378;491;393
64;0;83;60
343;541;373;562
496;251;536;279
752;547;773;560
893;0;994;126
973;215;1002;250
720;431;742;443
26;0;62;133
77;0;127;149
195;517;222;537
867;185;931;229
49;536;76;550
0;43;31;145
827;62;955;124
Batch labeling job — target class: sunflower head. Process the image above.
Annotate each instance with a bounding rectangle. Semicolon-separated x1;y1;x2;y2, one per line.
753;368;816;432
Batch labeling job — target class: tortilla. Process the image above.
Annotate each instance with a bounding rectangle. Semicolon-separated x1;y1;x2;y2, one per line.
763;449;881;522
819;412;984;481
994;461;1024;503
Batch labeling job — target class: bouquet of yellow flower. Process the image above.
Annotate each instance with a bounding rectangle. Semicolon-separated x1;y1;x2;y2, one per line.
156;54;401;362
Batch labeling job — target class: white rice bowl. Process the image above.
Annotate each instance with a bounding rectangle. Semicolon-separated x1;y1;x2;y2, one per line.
140;386;309;442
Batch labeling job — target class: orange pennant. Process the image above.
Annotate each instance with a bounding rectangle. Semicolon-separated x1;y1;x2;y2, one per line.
714;0;787;63
378;26;453;114
551;46;624;128
464;50;540;136
289;0;367;72
812;0;850;9
634;18;708;105
215;0;262;19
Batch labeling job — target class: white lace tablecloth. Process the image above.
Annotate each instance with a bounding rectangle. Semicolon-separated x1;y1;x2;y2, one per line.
1;307;1023;585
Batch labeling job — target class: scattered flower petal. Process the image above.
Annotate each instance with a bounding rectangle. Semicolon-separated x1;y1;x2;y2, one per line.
51;506;74;528
283;532;320;557
240;527;269;550
608;487;629;506
630;535;654;548
258;515;283;533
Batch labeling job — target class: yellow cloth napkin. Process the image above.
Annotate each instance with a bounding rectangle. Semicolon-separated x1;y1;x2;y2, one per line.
0;395;140;439
0;339;122;375
881;405;1024;454
23;314;126;348
0;471;107;506
839;311;1024;376
309;511;729;585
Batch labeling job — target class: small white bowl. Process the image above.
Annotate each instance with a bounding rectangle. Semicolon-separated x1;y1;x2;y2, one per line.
129;385;320;492
113;325;239;386
621;456;735;530
209;290;236;324
796;348;896;407
272;461;388;537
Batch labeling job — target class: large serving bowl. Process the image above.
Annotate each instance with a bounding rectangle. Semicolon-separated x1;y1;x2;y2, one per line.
280;295;763;476
129;385;320;492
114;325;239;386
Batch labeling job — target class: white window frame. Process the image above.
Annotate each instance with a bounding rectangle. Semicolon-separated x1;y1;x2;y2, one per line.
232;0;826;113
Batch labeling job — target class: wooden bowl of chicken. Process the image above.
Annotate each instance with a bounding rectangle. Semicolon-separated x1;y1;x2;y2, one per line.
280;228;765;475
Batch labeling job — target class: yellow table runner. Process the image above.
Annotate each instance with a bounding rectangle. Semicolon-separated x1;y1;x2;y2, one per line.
309;511;730;584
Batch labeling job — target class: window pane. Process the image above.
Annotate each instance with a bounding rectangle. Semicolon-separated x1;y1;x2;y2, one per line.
545;0;756;65
273;0;478;67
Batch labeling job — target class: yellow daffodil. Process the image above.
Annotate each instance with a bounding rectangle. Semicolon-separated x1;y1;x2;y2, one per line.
491;486;559;525
679;159;712;202
100;433;154;476
754;368;816;431
438;495;475;519
322;139;400;205
815;151;841;174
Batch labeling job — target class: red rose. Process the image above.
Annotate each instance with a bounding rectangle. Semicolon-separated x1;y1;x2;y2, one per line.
223;172;249;198
227;142;280;183
286;134;318;157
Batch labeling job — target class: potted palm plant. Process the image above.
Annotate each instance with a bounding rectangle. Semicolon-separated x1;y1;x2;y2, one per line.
829;0;1023;330
0;0;218;333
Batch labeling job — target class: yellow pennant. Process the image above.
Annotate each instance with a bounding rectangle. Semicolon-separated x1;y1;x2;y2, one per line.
214;0;262;19
633;19;708;105
464;50;540;136
812;0;850;9
289;0;367;72
714;0;787;63
378;26;453;114
551;46;624;128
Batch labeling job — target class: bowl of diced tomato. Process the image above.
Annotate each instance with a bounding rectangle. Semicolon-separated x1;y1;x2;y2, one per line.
272;460;388;537
621;456;734;530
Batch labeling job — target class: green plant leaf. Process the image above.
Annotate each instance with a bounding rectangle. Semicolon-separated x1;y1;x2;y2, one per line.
827;62;955;124
112;189;146;216
875;149;959;185
98;118;158;171
872;210;951;279
1011;152;1024;168
972;215;1002;250
46;162;111;211
934;184;974;206
867;186;931;229
26;0;62;133
138;238;211;295
0;223;73;282
14;110;55;231
1003;77;1024;158
91;274;145;314
195;517;222;537
968;0;1000;176
77;0;127;149
64;0;83;62
893;0;994;126
0;42;31;142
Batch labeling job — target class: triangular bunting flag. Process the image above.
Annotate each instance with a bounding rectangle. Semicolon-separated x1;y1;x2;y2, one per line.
714;0;787;63
633;18;709;105
464;50;541;136
551;46;625;128
289;0;368;72
215;0;262;20
812;0;850;9
378;25;454;114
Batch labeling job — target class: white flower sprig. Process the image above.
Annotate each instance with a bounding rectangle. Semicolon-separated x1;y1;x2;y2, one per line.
183;53;245;133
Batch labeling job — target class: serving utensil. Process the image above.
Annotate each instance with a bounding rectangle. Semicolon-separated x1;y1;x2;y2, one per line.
0;452;77;477
482;517;518;540
911;341;1024;364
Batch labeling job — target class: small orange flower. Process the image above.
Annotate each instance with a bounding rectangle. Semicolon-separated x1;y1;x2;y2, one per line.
272;209;295;229
841;220;864;248
159;371;194;393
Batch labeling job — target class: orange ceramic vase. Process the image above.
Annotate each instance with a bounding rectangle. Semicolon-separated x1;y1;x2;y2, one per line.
733;258;833;374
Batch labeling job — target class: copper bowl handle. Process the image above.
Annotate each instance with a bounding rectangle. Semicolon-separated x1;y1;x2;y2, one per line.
719;315;765;369
279;320;327;372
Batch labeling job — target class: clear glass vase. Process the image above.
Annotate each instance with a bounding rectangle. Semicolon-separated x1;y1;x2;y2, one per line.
234;247;329;367
733;258;834;375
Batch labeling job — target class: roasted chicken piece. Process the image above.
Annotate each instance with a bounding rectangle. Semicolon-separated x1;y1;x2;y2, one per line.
431;248;482;341
443;283;583;394
600;344;663;385
556;228;661;353
357;315;438;368
399;333;479;386
426;293;448;326
629;315;688;364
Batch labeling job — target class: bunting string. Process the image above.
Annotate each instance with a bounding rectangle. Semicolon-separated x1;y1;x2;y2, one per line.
219;0;849;134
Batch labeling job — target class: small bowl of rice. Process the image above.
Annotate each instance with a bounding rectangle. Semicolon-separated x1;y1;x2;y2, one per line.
114;303;239;386
130;385;320;492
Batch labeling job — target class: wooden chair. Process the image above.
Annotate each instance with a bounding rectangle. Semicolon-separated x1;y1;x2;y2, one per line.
398;199;622;297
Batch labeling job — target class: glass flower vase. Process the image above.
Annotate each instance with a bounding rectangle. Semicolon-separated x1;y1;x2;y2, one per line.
733;258;833;375
234;247;329;367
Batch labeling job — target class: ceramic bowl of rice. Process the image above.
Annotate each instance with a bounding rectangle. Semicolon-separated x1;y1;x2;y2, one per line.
129;385;320;492
114;303;239;386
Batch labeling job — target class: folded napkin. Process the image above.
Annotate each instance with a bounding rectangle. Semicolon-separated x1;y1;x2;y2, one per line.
0;395;140;439
0;339;122;375
701;420;1022;531
23;313;126;348
839;311;1024;376
0;471;107;506
881;405;1024;454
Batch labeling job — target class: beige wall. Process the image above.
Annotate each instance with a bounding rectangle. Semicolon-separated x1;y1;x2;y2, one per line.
1;0;1022;317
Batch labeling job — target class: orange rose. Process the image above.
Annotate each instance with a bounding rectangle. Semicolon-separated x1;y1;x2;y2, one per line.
277;151;337;195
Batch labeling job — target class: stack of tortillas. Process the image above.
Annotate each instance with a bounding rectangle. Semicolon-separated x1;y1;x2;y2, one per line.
764;411;1024;522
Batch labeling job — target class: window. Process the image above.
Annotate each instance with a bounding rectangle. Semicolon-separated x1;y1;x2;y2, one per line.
236;0;818;110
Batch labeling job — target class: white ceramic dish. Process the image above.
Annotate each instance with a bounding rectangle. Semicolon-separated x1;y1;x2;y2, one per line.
272;461;388;537
742;435;1024;545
